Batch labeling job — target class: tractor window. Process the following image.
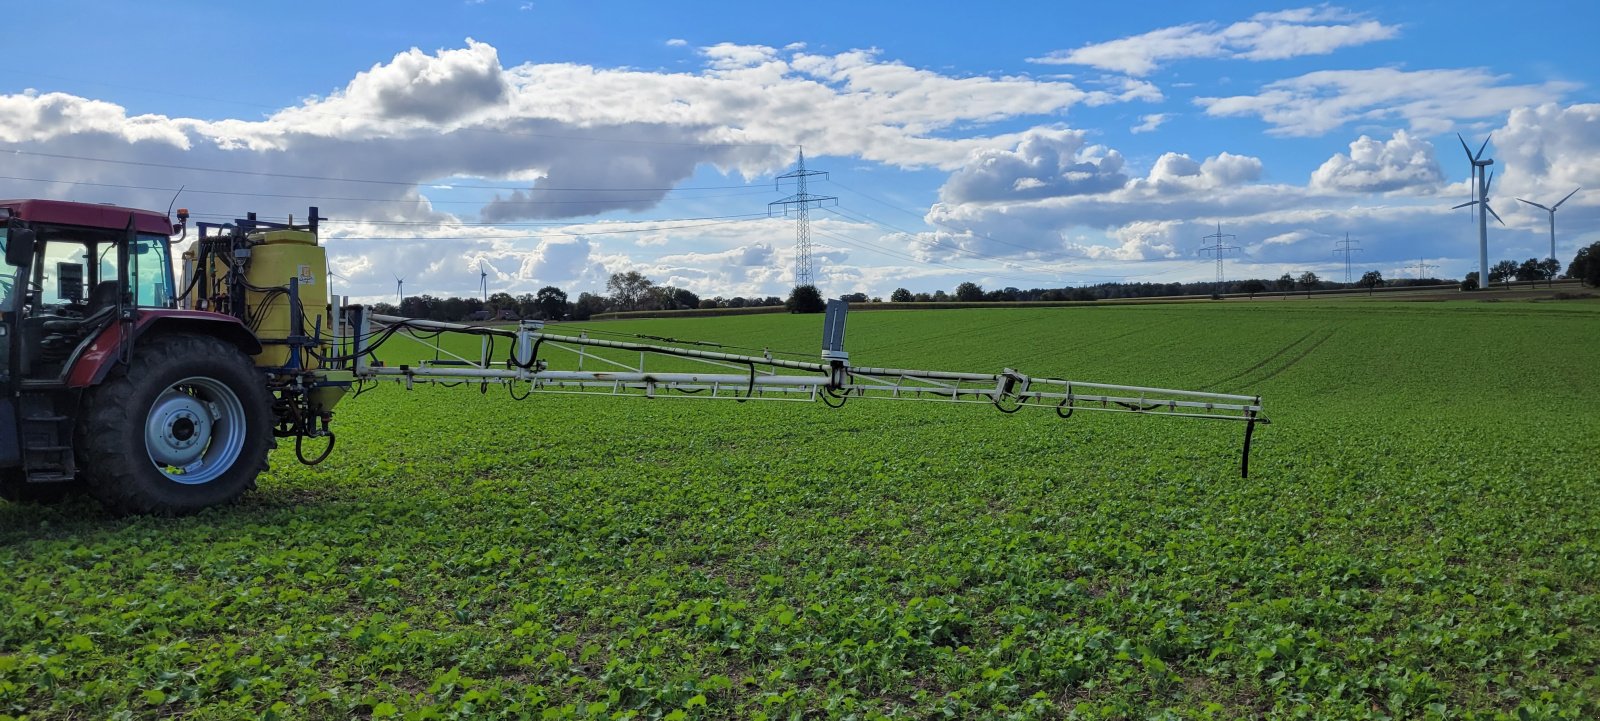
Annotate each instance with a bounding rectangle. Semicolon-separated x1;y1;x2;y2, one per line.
132;234;174;308
40;243;89;305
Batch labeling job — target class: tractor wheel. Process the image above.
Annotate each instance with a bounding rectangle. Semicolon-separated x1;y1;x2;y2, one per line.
78;333;273;515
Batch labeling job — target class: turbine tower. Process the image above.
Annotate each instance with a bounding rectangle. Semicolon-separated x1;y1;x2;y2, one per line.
394;275;405;304
1451;134;1503;289
478;260;489;303
770;148;837;289
1516;187;1581;266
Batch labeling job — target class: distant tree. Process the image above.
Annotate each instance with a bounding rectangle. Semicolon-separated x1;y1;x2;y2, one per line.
698;298;719;309
515;292;539;319
1461;271;1480;291
487;291;517;313
571;292;608;321
672;287;704;310
786;284;825;313
1489;259;1518;286
1514;258;1546;283
725;296;747;308
370;302;399;316
890;287;913;302
761;296;783;307
1570;241;1600;286
840;292;869;303
535;286;569;319
1538;257;1561;284
1359;270;1384;295
1240;279;1267;298
1297;271;1321;291
932;290;950;302
955;282;985;302
606;271;654;310
1276;273;1295;296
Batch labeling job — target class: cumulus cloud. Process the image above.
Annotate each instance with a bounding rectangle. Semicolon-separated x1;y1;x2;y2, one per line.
1132;151;1263;193
339;39;509;123
1131;113;1169;134
1027;6;1398;75
1196;68;1576;136
939;129;1128;204
1310;130;1443;193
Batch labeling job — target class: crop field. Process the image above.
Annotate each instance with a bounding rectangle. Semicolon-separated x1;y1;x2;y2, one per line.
3;299;1599;720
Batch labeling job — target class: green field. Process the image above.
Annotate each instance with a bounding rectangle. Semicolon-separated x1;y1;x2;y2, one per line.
3;300;1599;720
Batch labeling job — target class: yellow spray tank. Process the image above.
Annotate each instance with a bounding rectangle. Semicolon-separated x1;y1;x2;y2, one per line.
180;220;348;416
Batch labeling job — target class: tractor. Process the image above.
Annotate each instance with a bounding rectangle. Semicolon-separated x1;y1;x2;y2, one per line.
0;198;1267;516
0;199;346;514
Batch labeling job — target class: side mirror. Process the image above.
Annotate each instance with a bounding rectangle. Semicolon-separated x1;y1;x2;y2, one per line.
5;227;34;268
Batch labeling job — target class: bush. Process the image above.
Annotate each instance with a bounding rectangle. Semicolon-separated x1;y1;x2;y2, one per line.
786;284;826;313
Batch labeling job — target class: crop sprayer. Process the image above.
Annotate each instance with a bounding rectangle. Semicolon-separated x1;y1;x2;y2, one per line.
0;200;1268;514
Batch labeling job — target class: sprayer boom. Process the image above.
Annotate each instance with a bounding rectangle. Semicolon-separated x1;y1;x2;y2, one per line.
334;301;1268;476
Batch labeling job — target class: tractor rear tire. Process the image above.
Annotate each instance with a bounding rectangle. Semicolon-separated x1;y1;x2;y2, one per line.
78;333;273;515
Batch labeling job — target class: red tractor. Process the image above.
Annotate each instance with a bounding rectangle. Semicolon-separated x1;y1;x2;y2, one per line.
0;199;342;514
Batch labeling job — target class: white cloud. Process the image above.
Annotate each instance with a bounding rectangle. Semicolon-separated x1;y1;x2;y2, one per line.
1310;130;1443;193
1131;113;1169;134
939;129;1128;204
1027;7;1398;75
666;38;688;47
1196;67;1577;137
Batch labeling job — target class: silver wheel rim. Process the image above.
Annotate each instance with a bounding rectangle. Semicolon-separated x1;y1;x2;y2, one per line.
144;376;248;485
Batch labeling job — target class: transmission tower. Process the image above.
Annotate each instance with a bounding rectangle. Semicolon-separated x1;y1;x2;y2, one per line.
769;148;837;288
1198;222;1239;290
1333;233;1362;283
1409;257;1438;281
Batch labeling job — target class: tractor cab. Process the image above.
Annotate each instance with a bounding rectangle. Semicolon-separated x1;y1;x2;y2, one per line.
0;200;178;386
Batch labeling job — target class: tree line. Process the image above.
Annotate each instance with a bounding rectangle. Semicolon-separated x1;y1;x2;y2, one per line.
369;242;1600;322
367;270;783;322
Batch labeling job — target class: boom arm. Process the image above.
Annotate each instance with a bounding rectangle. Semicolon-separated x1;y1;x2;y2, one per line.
333;300;1269;476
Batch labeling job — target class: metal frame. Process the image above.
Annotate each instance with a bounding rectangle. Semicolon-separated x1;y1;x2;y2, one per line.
339;303;1270;476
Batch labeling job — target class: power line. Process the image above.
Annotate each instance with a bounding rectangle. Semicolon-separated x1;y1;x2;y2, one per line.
326;216;770;241
0;147;767;192
1333;233;1362;283
769;149;836;287
0;174;771;206
1197;222;1239;290
1409;257;1438;279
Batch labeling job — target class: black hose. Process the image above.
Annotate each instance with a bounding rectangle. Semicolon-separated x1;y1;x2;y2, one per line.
734;363;756;403
820;387;848;408
1055;386;1075;419
295;433;335;465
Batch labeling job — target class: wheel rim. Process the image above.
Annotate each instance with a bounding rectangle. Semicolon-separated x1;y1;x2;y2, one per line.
144;376;248;485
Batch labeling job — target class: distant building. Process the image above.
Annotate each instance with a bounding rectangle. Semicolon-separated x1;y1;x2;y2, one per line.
467;309;519;322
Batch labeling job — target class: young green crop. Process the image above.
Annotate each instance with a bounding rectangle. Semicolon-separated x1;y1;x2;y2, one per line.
3;299;1598;719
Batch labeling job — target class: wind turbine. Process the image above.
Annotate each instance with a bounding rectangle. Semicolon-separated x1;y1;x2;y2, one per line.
394;274;405;304
1516;187;1581;267
478;260;489;303
1451;134;1503;289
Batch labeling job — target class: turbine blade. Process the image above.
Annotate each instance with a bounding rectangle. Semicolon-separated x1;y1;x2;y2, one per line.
1458;133;1474;161
1553;187;1580;209
1484;170;1494;194
1475;134;1491;160
1518;198;1550;211
1486;203;1505;225
1451;200;1478;210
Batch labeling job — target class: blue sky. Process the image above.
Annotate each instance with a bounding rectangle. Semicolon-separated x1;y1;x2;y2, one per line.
2;1;1596;300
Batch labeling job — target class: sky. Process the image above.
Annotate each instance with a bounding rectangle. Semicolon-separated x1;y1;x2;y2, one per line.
2;0;1596;302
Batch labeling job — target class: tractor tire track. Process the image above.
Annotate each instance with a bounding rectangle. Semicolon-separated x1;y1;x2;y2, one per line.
1204;327;1321;390
1251;325;1341;384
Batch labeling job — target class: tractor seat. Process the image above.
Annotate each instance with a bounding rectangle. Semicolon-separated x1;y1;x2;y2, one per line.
86;281;118;311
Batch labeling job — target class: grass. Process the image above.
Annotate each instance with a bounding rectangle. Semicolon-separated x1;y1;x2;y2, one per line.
3;300;1599;720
